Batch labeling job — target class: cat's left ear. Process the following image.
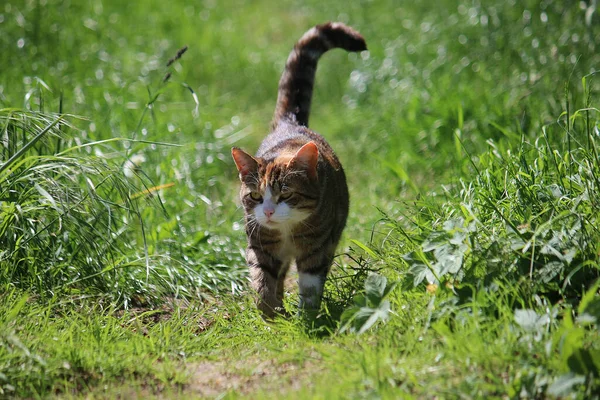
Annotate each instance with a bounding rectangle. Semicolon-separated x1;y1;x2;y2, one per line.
231;147;259;181
288;141;318;179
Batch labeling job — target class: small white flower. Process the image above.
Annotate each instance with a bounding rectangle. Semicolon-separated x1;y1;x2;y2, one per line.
123;154;146;178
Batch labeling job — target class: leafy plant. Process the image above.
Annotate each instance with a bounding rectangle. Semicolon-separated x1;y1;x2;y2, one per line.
404;217;475;287
339;273;397;334
399;88;600;299
548;280;600;396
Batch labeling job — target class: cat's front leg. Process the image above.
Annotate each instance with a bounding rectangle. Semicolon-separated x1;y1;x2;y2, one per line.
298;272;326;311
246;246;287;318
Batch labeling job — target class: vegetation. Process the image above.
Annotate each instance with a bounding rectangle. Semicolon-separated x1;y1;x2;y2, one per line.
1;0;599;397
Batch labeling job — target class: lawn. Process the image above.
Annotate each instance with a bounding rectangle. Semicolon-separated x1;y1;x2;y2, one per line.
1;0;599;398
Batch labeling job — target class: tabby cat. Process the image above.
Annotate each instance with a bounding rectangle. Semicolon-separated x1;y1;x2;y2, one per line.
232;22;367;318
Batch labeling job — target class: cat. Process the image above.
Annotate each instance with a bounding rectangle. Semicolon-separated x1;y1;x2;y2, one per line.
231;22;367;318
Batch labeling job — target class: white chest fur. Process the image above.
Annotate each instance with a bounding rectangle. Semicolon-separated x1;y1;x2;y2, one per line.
274;231;299;262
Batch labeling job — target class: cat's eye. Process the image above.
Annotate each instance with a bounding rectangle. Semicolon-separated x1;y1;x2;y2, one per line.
249;191;262;201
279;192;293;201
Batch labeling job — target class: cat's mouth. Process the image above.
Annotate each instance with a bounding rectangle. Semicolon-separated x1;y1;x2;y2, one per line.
262;219;289;231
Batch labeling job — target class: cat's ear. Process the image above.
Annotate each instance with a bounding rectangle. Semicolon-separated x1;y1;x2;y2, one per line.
231;147;258;180
288;141;318;179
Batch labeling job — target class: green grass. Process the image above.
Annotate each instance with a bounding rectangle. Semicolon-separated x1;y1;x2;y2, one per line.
1;0;600;398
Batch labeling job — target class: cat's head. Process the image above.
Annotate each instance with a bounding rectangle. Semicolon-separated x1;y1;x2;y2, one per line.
231;142;319;231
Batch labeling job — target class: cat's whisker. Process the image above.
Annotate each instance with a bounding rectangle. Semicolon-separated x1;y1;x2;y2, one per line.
300;220;317;236
247;217;262;248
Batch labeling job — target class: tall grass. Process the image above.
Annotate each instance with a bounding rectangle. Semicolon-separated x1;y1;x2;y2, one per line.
390;78;600;300
1;109;152;303
0;106;246;307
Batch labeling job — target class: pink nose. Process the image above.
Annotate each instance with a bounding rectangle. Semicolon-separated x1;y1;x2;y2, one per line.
264;208;274;218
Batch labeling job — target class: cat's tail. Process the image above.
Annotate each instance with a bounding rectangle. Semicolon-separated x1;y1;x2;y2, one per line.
272;22;367;129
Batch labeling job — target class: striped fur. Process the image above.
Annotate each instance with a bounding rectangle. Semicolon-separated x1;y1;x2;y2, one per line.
272;22;367;129
232;22;366;318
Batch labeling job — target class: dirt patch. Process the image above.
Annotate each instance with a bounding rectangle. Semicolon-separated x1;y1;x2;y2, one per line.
186;356;320;398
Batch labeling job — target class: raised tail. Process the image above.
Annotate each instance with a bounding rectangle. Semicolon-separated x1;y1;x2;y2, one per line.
272;22;367;129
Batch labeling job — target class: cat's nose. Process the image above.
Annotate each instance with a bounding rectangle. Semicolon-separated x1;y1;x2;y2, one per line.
264;209;274;218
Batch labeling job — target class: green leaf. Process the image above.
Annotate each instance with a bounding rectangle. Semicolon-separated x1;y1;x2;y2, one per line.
350;239;378;258
34;183;58;211
0;116;63;176
409;263;435;286
382;280;399;299
353;294;366;307
514;309;549;332
560;327;585;367
577;297;600;326
358;302;390;334
422;232;447;252
0;292;29;324
537;261;564;283
547;373;586;396
567;348;600;376
489;121;521;141
339;274;396;335
339;306;361;333
365;273;387;306
433;244;464;276
578;279;600;315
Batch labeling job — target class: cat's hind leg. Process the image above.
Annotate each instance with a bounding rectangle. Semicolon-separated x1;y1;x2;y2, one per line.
297;272;326;311
296;247;335;313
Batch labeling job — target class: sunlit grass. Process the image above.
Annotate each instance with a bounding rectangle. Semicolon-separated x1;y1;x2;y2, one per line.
1;0;599;398
0;108;246;308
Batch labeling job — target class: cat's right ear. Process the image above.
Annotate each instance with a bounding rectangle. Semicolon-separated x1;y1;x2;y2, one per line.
231;147;258;180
